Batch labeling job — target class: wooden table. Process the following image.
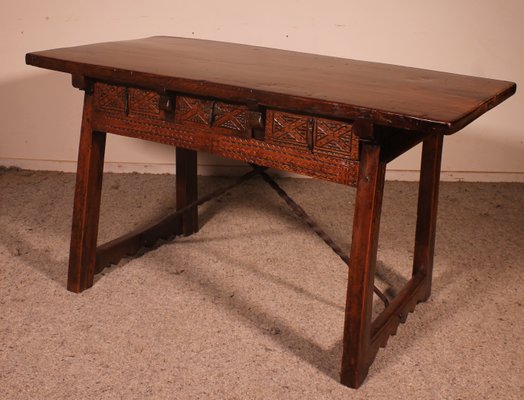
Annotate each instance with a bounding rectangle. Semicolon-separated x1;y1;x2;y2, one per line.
26;36;516;388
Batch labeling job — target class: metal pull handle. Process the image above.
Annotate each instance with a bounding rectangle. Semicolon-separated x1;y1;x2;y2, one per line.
307;118;315;151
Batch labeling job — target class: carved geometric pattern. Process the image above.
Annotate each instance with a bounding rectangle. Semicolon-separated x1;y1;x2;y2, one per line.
128;88;160;118
94;83;126;113
92;111;359;186
315;118;358;159
265;111;357;159
174;96;263;138
92;83;358;171
175;96;213;126
266;111;310;148
213;102;249;133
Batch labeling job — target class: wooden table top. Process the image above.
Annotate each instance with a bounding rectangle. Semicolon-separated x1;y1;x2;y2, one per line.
26;36;516;134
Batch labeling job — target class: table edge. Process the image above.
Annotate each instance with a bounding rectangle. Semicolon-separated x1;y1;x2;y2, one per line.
25;52;517;136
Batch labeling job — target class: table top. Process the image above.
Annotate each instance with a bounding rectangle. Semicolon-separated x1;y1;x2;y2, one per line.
26;36;516;134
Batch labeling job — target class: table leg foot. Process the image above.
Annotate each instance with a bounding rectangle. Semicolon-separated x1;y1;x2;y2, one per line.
176;147;198;236
67;93;106;293
340;142;386;388
340;134;444;388
412;134;443;302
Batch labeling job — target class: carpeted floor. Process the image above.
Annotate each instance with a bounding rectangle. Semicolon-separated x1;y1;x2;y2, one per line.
0;168;523;399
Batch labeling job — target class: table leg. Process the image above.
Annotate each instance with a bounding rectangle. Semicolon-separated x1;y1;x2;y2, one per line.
340;142;386;388
176;147;198;236
67;93;106;293
412;134;443;301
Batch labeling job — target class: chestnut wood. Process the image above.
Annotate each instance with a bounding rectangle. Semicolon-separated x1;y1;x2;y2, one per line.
341;138;386;388
369;274;426;360
95;212;182;274
95;168;262;274
89;82;359;186
26;36;515;135
412;134;444;300
67;93;106;293
377;127;427;164
92;109;359;186
25;37;516;389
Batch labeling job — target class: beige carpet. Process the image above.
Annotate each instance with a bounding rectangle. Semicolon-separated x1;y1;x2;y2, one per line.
1;168;523;400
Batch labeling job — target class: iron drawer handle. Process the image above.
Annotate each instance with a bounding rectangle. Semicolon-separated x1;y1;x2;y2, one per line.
307;118;315;151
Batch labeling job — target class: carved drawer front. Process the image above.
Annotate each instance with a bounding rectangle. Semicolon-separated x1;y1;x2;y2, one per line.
93;83;127;113
93;83;263;139
265;110;359;160
175;96;263;138
265;110;311;150
93;83;162;117
314;116;359;160
128;88;161;118
92;83;357;160
91;83;359;186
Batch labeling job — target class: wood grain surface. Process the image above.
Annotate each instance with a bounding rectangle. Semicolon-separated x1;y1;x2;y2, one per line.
23;36;518;389
26;36;516;134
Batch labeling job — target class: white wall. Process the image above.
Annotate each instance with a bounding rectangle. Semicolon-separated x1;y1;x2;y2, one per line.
1;0;522;181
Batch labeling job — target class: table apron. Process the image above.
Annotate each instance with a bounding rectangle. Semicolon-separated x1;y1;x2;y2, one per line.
92;110;359;186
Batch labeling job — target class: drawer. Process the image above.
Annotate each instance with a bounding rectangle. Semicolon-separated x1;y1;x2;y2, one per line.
314;116;359;160
93;83;128;114
93;82;263;138
175;96;263;138
93;83;162;118
91;82;359;186
265;110;311;150
265;110;359;160
93;83;357;161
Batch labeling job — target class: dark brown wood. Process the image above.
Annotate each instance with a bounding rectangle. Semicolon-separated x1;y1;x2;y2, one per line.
91;105;359;186
67;93;106;293
26;36;516;134
88;82;358;186
25;37;517;389
175;95;264;139
71;74;93;93
362;139;443;367
265;110;359;160
377;127;428;164
341;136;386;388
339;133;444;387
176;147;198;236
95;168;263;274
95;212;182;273
412;134;444;301
369;274;426;361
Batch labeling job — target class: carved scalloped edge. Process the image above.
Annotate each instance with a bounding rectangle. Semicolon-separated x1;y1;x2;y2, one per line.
94;168;262;276
378;296;418;348
95;213;183;274
96;231;179;271
368;275;426;363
